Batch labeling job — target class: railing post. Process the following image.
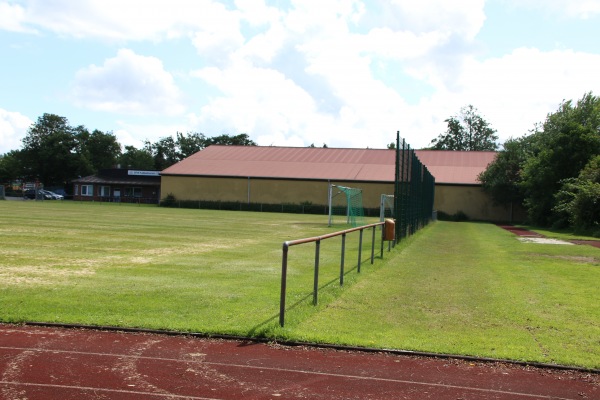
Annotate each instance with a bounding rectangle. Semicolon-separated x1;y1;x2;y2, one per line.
279;242;289;327
280;222;385;324
371;226;376;264
380;227;384;258
340;233;346;285
357;229;363;273
313;240;320;305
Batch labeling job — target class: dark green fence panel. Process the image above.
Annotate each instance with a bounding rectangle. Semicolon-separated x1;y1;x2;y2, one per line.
393;132;435;243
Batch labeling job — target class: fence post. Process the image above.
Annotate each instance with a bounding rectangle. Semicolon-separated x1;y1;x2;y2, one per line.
313;240;320;305
279;243;289;327
340;233;346;285
281;222;385;326
371;226;376;264
357;229;363;272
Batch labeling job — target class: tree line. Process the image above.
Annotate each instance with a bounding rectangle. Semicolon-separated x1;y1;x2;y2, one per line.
430;92;600;233
0;113;256;191
430;93;599;234
3;94;598;233
478;92;600;234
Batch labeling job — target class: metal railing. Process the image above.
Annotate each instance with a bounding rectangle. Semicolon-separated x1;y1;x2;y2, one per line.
279;221;387;327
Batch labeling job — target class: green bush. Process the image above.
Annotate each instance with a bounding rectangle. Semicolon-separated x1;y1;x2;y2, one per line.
554;156;600;231
160;193;177;207
437;210;469;222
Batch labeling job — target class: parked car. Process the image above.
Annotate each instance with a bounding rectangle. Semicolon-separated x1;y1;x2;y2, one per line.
23;189;63;200
23;189;53;200
41;189;64;200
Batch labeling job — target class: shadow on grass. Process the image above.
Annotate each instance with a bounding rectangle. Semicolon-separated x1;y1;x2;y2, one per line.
245;255;385;337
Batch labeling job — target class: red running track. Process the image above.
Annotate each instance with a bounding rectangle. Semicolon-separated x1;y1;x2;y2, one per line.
497;224;600;248
0;324;598;400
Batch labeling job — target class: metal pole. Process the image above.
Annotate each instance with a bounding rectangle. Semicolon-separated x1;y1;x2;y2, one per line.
279;243;289;327
357;229;363;272
328;183;333;226
380;227;384;258
394;131;401;242
313;240;320;305
370;226;376;264
340;233;346;285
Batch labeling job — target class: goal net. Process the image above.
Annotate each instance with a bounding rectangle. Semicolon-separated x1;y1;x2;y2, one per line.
328;184;364;227
380;194;394;221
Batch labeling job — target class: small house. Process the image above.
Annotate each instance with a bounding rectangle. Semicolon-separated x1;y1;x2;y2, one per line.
72;169;161;204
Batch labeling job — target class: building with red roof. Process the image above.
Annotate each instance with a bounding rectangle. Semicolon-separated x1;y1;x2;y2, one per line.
161;146;520;221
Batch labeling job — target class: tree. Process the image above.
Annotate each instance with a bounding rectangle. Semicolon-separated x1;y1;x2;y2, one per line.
176;131;206;159
0;150;24;185
118;145;154;170
429;105;499;151
144;132;257;171
553;155;600;233
520;92;600;226
478;136;532;207
205;133;257;147
81;129;121;172
20;113;81;187
147;136;178;171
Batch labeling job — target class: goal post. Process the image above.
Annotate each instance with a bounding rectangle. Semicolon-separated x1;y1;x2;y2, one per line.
328;183;364;227
380;194;394;221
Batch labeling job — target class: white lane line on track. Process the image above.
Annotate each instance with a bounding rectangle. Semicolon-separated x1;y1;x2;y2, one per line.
0;346;574;400
0;381;222;400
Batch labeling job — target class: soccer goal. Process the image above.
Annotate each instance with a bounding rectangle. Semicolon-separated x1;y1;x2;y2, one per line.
380;194;394;221
328;184;364;227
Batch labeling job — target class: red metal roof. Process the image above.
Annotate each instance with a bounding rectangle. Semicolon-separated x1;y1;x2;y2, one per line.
161;146;497;185
415;150;497;185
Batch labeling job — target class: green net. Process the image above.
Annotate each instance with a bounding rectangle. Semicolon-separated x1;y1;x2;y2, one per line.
329;185;364;227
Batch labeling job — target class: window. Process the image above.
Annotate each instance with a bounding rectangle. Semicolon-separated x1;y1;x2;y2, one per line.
124;187;142;197
81;185;93;196
100;186;110;197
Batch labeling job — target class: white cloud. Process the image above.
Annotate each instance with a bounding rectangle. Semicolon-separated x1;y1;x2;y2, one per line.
183;0;492;149
414;47;600;148
113;117;193;151
4;0;599;154
0;2;36;33
191;62;322;139
0;109;32;154
71;49;185;116
505;0;600;19
387;0;485;39
2;0;239;41
465;48;600;137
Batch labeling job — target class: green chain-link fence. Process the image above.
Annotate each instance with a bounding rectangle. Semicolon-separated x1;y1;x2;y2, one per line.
393;132;436;242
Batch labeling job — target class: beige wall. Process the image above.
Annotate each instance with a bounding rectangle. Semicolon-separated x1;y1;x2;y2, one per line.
161;176;393;209
161;175;523;222
434;185;526;222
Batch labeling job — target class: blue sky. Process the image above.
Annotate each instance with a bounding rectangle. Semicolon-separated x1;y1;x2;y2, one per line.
1;0;599;154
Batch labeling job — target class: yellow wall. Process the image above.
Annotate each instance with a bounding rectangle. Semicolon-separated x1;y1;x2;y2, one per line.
161;176;393;209
161;175;522;221
433;185;526;222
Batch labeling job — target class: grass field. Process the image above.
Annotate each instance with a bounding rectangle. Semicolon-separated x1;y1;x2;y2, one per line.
1;200;598;369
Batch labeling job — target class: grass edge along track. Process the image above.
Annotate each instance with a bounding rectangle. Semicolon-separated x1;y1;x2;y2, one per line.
0;201;598;369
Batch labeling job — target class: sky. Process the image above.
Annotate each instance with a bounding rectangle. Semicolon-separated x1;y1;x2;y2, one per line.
1;0;600;155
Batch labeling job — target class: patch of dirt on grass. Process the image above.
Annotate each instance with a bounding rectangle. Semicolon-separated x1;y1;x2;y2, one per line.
1;275;48;285
0;264;96;286
518;237;573;245
540;255;599;264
